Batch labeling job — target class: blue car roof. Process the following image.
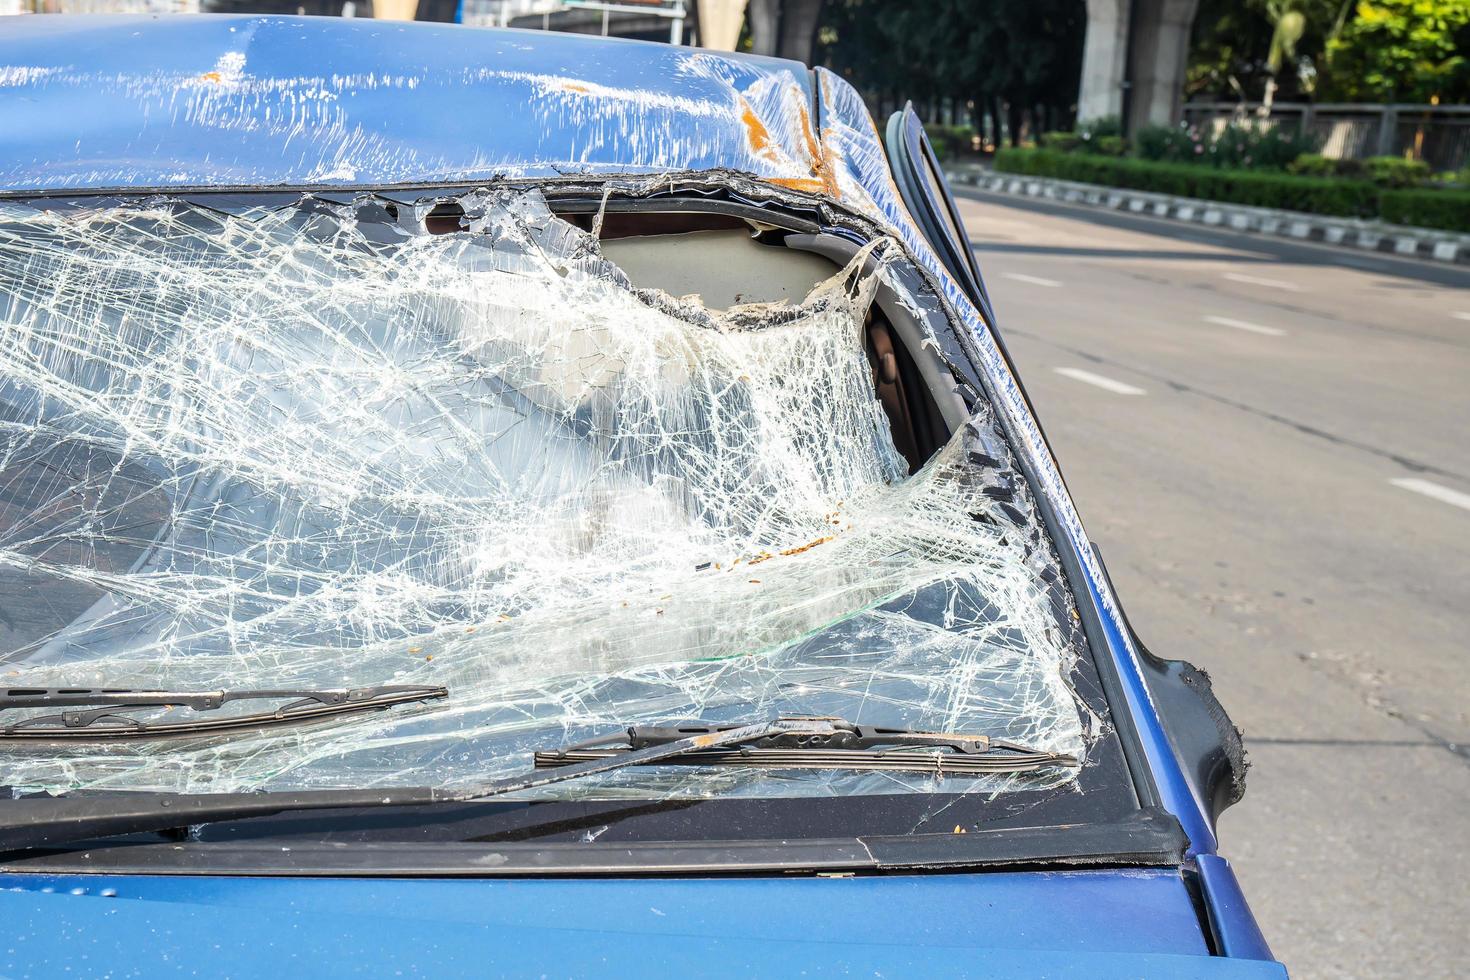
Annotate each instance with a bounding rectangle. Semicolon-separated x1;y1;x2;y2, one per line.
0;15;822;193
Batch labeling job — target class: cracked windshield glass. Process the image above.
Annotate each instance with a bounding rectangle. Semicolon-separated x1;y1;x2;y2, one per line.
0;186;1089;799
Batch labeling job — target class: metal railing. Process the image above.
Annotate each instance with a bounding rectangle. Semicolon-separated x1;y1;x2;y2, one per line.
1182;102;1470;172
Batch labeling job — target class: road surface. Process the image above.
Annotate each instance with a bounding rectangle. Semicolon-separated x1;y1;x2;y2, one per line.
955;188;1470;979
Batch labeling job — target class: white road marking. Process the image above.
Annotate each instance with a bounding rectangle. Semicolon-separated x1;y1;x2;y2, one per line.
1003;272;1063;288
1203;315;1286;337
1053;367;1145;395
1452;311;1470;322
1390;478;1470;512
1223;271;1302;291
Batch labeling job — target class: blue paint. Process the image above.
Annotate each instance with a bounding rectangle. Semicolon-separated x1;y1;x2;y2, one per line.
1197;856;1279;961
0;15;814;192
0;871;1287;978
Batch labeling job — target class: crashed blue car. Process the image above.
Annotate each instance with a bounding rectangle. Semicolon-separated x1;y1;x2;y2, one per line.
0;14;1282;978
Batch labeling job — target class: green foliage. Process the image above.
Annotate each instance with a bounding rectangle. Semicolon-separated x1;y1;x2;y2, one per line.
1188;0;1344;100
995;147;1470;230
1189;0;1470;104
818;0;1088;137
923;123;977;161
1076;116;1122;140
1379;187;1470;229
994;147;1381;217
1361;155;1432;186
1208;124;1319;169
1287;152;1346;176
1288;153;1388;178
1135;122;1317;169
1095;135;1128;156
1135;123;1206;163
1040;131;1084;152
1322;0;1470;101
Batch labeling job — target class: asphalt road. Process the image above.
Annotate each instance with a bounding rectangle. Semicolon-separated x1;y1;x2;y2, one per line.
954;188;1470;979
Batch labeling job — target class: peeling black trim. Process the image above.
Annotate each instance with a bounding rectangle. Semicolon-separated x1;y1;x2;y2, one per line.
0;807;1187;878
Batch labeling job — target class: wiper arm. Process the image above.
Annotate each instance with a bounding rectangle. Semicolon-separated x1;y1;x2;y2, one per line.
0;685;449;740
534;718;1078;776
0;717;1075;852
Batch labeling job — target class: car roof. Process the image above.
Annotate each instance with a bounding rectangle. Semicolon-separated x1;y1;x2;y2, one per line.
0;14;824;193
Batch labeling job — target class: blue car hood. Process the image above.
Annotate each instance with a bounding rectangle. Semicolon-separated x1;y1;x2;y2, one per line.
0;870;1285;978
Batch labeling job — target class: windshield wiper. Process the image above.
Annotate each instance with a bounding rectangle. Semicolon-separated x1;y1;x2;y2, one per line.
0;717;1076;852
534;719;1078;776
0;685;449;740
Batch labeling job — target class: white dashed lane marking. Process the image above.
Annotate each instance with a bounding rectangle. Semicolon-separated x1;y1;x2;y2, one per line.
1223;271;1302;291
1390;478;1470;512
1053;367;1145;396
1002;272;1063;288
1203;315;1286;337
1452;311;1470;322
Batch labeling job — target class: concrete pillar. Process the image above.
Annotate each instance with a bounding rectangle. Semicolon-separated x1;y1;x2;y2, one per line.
1126;0;1199;130
776;0;823;64
1078;0;1199;132
748;0;780;56
1077;0;1130;123
698;0;749;51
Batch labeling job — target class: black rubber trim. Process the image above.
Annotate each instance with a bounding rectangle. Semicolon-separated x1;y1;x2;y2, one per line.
1091;545;1247;827
0;807;1188;878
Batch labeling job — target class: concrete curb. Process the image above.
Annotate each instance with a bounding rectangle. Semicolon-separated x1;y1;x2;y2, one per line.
945;168;1470;266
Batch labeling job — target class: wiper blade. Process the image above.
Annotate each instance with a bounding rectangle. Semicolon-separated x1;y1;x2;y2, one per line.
0;685;449;740
534;718;1078;776
0;717;1075;852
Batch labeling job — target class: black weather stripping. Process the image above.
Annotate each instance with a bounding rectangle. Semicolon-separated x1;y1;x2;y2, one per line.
0;685;449;741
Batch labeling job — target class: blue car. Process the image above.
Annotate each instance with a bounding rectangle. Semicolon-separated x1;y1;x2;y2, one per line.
0;14;1282;978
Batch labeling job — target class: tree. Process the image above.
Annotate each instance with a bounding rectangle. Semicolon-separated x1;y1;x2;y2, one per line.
1188;0;1343;102
816;0;1087;144
1261;0;1307;110
1189;0;1470;104
1320;0;1470;102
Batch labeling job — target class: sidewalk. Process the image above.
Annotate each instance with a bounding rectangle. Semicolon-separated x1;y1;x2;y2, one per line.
944;162;1470;266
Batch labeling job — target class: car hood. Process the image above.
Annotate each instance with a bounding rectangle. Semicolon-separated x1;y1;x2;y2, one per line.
0;869;1285;978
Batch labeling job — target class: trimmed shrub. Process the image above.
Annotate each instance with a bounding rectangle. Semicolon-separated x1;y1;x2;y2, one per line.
924;124;976;162
1040;130;1083;152
994;148;1379;218
1095;135;1127;156
1076;116;1122;140
1362;156;1431;188
1208;124;1317;170
1135;123;1203;163
994;148;1470;231
1380;189;1470;232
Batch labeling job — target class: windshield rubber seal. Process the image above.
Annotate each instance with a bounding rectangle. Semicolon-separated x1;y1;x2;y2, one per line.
0;806;1186;878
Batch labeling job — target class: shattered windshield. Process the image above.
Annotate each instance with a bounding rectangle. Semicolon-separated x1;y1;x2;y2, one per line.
0;187;1090;801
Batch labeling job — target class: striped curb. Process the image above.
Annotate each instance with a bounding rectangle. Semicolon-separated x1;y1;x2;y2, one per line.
945;169;1470;266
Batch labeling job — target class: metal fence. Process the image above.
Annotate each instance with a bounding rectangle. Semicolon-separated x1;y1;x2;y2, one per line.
1182;102;1470;173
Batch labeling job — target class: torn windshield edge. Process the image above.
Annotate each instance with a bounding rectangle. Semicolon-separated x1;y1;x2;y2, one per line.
0;172;1156;827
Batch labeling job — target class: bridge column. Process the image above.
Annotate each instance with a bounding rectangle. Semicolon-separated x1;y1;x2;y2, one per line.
1077;0;1129;123
1077;0;1199;132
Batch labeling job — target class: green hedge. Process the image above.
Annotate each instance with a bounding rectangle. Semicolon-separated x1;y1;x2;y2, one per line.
1380;189;1470;233
993;147;1470;231
995;148;1380;219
